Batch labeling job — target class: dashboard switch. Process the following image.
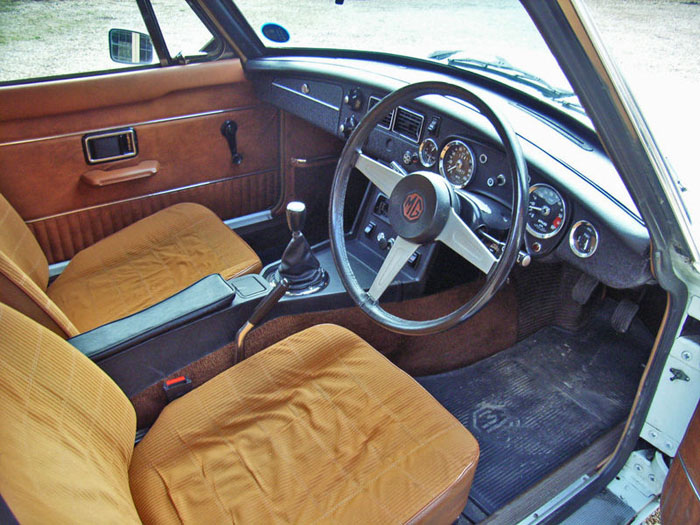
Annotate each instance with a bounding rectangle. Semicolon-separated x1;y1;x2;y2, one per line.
427;116;441;135
408;251;420;267
377;232;388;250
364;222;376;237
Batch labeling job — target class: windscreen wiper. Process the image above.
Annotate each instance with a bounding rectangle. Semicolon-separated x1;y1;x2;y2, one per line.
430;51;580;107
446;56;574;100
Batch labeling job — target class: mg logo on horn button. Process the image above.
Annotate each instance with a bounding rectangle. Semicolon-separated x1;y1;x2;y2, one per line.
402;192;424;221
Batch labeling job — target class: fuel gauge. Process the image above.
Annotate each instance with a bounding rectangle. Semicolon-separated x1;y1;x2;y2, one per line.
569;220;599;258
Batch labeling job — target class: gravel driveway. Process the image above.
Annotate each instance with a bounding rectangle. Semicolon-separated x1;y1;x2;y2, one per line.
585;0;699;194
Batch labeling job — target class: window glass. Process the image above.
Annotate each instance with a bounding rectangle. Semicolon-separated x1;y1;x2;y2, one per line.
151;0;217;59
0;0;155;83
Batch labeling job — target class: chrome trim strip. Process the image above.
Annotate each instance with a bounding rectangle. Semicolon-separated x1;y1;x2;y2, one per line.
270;81;340;111
48;260;70;278
224;210;273;229
0;107;259;147
679;453;700;502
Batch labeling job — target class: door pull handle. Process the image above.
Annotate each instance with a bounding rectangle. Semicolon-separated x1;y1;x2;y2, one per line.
81;160;159;187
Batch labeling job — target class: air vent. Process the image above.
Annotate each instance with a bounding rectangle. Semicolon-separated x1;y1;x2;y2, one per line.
368;96;394;129
393;107;424;142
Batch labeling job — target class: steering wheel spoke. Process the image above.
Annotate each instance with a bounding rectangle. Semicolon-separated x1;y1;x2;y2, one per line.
436;209;497;274
355;152;403;196
368;236;420;301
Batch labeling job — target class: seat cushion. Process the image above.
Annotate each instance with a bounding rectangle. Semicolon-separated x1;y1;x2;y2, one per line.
130;324;479;524
47;203;261;332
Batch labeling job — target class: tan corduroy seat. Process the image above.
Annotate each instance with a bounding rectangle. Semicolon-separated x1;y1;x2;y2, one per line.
0;193;261;336
0;303;479;524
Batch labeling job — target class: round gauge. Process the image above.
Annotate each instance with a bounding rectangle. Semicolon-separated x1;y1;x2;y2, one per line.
526;183;566;239
569;220;599;258
419;138;439;168
439;139;476;187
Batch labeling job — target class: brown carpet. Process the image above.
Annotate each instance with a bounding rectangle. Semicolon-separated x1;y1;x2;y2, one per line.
131;280;518;429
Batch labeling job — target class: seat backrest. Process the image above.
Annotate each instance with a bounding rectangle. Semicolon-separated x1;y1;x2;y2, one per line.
0;193;48;288
0;193;78;337
0;302;141;523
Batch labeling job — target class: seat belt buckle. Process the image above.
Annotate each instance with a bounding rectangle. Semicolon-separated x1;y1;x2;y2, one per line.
163;375;192;402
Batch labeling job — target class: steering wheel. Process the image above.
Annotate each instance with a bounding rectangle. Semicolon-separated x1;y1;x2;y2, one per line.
329;81;528;335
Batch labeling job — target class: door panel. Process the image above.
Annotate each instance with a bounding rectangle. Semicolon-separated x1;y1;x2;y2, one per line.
661;401;700;524
2;108;279;219
27;171;280;264
0;60;281;263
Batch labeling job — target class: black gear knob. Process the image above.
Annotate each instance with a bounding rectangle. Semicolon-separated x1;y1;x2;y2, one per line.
286;201;306;233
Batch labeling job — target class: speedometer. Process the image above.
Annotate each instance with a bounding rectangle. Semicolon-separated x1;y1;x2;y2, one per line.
439;139;475;188
526;183;566;239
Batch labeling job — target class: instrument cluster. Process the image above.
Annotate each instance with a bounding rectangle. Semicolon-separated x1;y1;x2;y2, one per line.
414;136;599;260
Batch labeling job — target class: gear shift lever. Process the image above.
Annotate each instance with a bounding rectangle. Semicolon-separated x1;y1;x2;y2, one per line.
274;201;328;294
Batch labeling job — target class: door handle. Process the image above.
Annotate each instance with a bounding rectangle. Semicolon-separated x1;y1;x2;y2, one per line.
81;160;159;187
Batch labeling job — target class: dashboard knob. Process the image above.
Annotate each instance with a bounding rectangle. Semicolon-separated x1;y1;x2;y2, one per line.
340;115;357;138
344;88;363;110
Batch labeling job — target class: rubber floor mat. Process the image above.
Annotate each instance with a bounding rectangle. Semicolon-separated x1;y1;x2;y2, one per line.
416;304;652;515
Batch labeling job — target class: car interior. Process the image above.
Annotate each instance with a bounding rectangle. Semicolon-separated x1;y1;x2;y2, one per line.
0;1;683;524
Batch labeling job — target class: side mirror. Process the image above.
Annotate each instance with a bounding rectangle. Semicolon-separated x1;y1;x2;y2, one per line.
109;28;154;64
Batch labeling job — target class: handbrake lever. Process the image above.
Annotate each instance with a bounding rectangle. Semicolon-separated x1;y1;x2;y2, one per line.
235;278;290;362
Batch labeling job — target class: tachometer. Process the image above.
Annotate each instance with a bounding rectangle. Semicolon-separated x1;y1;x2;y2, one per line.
526;183;566;239
439;139;475;187
419;138;439;168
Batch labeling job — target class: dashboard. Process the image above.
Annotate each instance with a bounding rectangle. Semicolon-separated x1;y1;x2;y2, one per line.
248;57;653;290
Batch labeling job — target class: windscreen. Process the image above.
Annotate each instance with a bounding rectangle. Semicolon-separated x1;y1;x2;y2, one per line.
233;0;573;94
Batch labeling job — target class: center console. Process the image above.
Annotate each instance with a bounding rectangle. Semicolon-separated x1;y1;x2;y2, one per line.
81;183;437;399
262;185;436;301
